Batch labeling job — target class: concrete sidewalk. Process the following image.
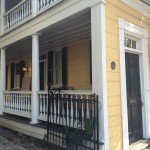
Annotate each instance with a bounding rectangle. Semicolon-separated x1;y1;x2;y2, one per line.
0;136;25;150
130;140;150;150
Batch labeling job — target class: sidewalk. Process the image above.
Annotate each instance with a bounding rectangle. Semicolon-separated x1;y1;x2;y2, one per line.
0;136;25;150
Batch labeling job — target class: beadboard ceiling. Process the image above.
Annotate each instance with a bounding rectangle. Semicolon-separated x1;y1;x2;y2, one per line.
6;9;91;63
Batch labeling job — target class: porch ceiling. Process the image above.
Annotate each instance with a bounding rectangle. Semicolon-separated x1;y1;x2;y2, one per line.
6;9;91;63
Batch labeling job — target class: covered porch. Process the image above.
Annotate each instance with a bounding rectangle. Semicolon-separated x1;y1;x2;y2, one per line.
3;9;92;123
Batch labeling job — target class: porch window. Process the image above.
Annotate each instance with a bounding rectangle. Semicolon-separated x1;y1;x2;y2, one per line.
48;47;67;87
54;50;62;84
14;62;20;88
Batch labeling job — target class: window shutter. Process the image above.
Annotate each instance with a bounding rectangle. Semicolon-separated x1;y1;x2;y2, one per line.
48;51;53;85
20;61;24;88
11;63;15;89
62;47;67;85
6;65;8;90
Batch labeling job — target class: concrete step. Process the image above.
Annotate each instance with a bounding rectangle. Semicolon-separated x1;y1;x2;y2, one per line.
130;140;150;150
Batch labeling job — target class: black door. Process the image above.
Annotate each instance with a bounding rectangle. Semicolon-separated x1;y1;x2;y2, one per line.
125;53;143;144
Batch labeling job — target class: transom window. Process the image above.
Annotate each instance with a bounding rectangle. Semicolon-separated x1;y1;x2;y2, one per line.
124;37;137;49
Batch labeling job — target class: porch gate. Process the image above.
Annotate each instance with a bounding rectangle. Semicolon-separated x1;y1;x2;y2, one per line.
47;84;103;150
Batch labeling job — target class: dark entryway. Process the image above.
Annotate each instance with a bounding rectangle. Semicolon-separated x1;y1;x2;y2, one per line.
125;53;143;144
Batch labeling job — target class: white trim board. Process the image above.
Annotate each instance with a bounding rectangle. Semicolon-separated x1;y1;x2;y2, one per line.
122;0;150;18
119;18;149;150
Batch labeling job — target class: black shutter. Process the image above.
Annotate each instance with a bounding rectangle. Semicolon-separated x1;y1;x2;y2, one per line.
11;63;15;89
6;65;8;90
62;47;67;85
89;40;92;84
48;51;53;85
20;61;25;89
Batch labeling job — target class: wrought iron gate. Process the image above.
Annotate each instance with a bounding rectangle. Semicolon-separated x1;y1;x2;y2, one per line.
47;84;103;150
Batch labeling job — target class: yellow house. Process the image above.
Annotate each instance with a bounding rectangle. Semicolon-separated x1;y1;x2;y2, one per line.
0;0;149;150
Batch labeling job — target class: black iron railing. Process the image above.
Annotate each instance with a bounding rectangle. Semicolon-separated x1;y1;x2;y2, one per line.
47;85;103;150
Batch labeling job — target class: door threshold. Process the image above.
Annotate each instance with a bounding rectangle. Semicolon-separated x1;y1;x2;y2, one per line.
129;139;150;150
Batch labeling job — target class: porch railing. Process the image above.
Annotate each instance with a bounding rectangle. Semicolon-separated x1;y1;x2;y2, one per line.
3;91;32;118
37;0;63;12
37;90;93;127
2;0;64;34
3;0;32;32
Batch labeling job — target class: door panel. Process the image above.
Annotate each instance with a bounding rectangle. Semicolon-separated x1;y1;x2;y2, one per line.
125;53;143;144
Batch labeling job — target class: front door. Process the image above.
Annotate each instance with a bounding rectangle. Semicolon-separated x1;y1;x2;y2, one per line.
125;53;143;144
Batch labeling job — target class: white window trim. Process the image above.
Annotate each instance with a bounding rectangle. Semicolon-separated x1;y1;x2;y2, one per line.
119;18;149;150
122;0;150;18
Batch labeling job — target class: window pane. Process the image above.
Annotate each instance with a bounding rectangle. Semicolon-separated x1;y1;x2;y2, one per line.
56;68;62;84
126;38;131;48
132;40;136;49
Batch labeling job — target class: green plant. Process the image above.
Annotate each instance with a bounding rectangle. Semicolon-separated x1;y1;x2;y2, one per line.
63;117;96;150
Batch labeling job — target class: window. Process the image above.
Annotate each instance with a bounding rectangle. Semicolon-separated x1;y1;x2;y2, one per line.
48;47;67;86
54;50;62;84
124;37;137;49
15;62;20;88
40;54;47;90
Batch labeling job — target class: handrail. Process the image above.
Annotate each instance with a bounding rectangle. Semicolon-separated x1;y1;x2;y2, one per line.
3;0;28;16
3;91;32;94
37;90;92;95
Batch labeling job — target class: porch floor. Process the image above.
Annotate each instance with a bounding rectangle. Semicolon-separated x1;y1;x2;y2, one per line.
0;113;47;129
130;139;150;150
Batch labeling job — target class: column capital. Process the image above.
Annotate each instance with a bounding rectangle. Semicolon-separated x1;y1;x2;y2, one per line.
32;33;41;36
89;0;106;8
1;47;7;50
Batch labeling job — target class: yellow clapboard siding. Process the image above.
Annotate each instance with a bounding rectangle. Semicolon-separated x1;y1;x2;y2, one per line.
108;96;121;107
109;125;123;138
106;33;119;49
107;47;120;60
68;41;92;90
108;115;122;127
106;10;118;21
109;137;122;150
108;105;121;117
107;3;149;27
107;81;121;97
107;72;120;82
106;18;119;35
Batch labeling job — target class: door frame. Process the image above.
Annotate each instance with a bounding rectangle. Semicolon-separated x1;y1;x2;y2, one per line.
119;18;149;150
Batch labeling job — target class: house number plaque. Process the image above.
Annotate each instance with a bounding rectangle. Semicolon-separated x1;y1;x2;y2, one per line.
111;61;116;70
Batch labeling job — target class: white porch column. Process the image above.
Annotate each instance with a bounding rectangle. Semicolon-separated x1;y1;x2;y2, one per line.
0;0;5;35
32;0;38;17
0;48;6;115
31;33;40;124
91;0;109;150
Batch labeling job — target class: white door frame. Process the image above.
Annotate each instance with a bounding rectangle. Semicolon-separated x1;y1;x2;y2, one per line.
119;18;149;150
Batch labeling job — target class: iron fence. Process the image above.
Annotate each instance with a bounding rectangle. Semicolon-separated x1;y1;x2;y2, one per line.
47;85;103;150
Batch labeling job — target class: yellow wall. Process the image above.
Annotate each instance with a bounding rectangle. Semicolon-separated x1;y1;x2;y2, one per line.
6;41;91;90
106;0;150;150
67;41;92;90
